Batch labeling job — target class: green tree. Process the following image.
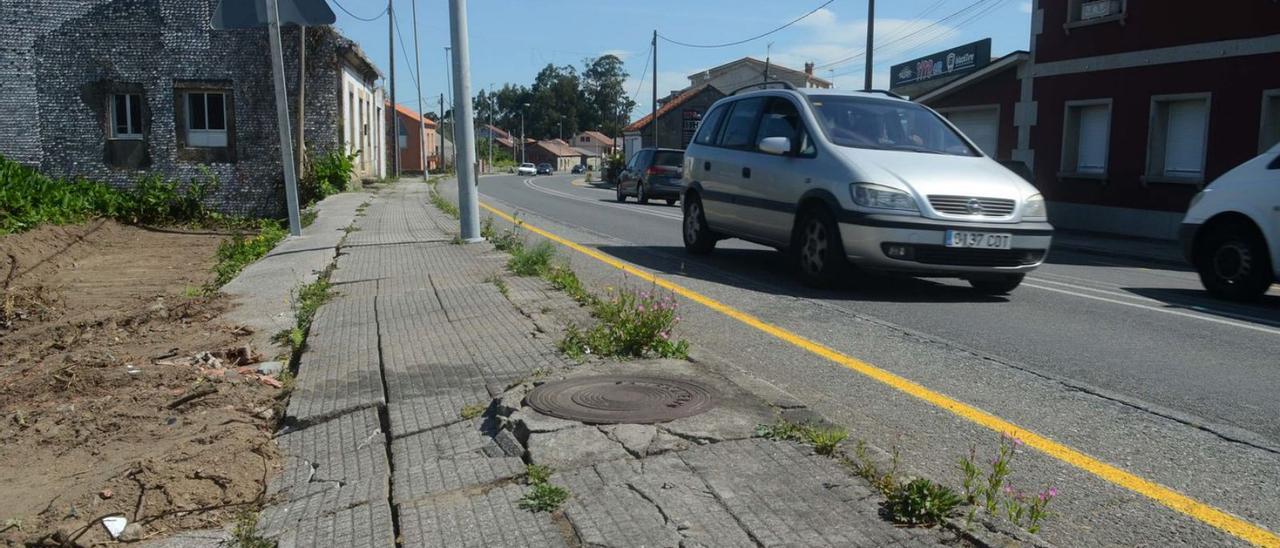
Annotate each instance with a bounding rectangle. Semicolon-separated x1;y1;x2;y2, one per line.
582;55;635;139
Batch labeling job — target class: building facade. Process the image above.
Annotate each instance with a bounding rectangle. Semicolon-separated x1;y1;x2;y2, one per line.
909;2;1280;240
1021;0;1280;239
571;131;614;158
0;0;382;217
526;139;589;172
388;103;438;174
622;84;726;160
688;58;832;96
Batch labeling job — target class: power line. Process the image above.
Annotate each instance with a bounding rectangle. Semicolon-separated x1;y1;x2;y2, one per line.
632;43;653;102
391;11;423;109
332;0;387;21
657;0;835;49
816;0;997;71
827;0;1013;79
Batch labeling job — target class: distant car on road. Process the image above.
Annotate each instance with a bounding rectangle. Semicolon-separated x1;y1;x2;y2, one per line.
617;148;684;206
1180;143;1280;301
517;163;537;176
679;84;1052;293
571;164;586;174
537;163;553;175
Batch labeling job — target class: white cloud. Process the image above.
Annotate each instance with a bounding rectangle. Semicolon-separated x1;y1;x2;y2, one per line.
1019;2;1033;14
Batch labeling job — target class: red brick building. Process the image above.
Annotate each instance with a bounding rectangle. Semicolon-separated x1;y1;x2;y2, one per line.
917;1;1280;239
386;102;438;174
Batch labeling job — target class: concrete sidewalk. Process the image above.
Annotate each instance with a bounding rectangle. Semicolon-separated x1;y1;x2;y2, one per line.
254;180;1038;547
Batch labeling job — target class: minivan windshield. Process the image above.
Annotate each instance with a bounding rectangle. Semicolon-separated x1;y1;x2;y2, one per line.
808;95;978;156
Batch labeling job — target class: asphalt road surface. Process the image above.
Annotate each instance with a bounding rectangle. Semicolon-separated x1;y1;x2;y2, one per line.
465;173;1280;546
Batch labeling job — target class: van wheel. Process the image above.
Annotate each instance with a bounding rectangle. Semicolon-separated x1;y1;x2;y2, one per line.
616;184;626;202
637;183;649;204
666;198;677;206
969;274;1025;295
683;195;716;255
794;207;847;288
1195;221;1273;301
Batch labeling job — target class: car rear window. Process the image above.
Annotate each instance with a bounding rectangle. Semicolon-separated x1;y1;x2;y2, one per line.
652;151;683;167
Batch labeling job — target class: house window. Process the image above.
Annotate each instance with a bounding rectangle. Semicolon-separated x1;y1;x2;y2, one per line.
1146;94;1210;182
1260;90;1280;153
1060;100;1111;177
185;92;227;147
1067;0;1124;23
110;94;143;139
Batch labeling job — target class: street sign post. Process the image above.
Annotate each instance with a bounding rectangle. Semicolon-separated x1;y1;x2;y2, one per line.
212;0;335;236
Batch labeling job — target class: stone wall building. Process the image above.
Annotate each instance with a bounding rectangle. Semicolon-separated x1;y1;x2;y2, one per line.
0;0;384;217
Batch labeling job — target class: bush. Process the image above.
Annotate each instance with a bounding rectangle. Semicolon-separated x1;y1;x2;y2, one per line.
559;286;689;359
887;478;963;526
302;149;358;206
210;221;289;287
508;241;555;276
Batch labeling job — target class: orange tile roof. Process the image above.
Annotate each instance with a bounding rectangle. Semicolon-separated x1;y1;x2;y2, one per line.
386;101;438;129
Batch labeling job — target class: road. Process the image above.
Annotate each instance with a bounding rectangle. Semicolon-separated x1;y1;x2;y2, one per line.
468;173;1280;546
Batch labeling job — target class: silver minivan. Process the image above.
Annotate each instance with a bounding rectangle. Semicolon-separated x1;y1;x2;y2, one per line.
680;85;1053;294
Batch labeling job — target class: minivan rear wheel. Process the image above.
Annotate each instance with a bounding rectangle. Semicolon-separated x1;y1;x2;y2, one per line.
794;208;848;288
969;274;1025;295
1195;221;1273;301
637;183;649;204
615;184;626;202
683;195;716;255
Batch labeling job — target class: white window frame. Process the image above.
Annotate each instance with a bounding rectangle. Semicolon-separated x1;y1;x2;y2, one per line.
1259;89;1280;154
1058;98;1112;180
1143;92;1211;185
185;91;228;148
109;93;143;140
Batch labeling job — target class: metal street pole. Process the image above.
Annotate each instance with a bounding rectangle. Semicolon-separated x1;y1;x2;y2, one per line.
265;0;301;236
295;26;305;180
448;0;481;242
411;0;426;175
520;109;526;164
389;0;400;177
445;46;456;171
487;83;494;173
439;93;445;167
651;29;658;149
864;0;875;91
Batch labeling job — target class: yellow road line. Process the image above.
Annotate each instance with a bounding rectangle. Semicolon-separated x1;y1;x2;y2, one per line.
480;200;1280;547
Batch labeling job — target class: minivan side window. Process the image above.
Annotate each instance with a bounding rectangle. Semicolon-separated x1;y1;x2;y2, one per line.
756;98;816;157
693;104;728;146
716;98;766;150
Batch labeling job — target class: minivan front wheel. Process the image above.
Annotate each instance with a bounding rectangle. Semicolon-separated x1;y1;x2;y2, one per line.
1195;222;1273;301
683;195;716;255
795;208;848;287
637;183;649;204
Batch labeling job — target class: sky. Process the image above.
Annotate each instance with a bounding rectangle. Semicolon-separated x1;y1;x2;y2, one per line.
331;0;1034;121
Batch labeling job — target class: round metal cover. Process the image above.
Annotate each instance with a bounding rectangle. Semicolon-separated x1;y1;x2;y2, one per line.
526;375;717;424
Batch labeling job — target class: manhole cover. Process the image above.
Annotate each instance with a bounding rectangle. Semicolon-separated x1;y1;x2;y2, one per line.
526;375;717;424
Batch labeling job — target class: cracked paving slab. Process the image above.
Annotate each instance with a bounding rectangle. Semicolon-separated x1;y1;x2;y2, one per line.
398;484;568;548
391;418;525;504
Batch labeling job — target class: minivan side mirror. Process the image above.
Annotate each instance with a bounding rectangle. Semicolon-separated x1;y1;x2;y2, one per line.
758;136;791;156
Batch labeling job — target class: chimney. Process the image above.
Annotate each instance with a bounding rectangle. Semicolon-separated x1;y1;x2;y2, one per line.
804;62;815;76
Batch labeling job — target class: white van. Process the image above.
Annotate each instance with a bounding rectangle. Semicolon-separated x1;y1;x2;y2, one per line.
1179;143;1280;301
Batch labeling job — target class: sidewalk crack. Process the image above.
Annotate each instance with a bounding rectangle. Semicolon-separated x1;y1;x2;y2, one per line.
371;295;404;545
674;452;765;548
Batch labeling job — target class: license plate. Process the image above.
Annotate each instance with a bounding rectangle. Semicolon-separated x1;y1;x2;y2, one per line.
945;230;1012;249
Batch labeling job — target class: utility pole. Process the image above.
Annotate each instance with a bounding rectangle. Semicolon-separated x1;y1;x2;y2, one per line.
389;0;400;177
295;26;305;180
448;0;481;241
264;0;301;236
411;0;426;175
764;42;772;84
445;47;456;171
651;30;658;149
520;107;527;164
864;0;875;91
439;93;445;168
487;83;494;173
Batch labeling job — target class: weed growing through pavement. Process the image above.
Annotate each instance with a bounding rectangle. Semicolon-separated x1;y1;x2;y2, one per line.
755;420;848;456
982;433;1018;514
300;208;318;228
459;403;486;420
954;433;1058;534
559;285;689;360
231;509;273;548
887;478;964;527
508;241;556;276
481;216;497;240
429;184;459;219
486;272;509;298
544;265;593;306
520;464;568;512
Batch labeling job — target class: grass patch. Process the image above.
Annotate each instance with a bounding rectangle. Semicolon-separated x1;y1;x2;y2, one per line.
756;420;848;456
428;184;459;219
485;272;509;298
300;209;318;228
524;464;553;485
231;509;273;548
459;403;486;420
210;221;289;288
508;241;555;276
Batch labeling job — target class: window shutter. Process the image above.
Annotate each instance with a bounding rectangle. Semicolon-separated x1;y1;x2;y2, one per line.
1163;100;1206;176
1076;105;1108;173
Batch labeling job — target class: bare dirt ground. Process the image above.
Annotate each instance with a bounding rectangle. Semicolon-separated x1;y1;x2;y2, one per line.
1;221;283;546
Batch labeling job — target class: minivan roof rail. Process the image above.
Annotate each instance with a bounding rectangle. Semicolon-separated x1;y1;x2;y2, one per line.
862;89;907;100
729;81;797;96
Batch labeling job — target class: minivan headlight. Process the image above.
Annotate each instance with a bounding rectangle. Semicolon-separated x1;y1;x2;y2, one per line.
1023;194;1047;219
850;183;919;212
